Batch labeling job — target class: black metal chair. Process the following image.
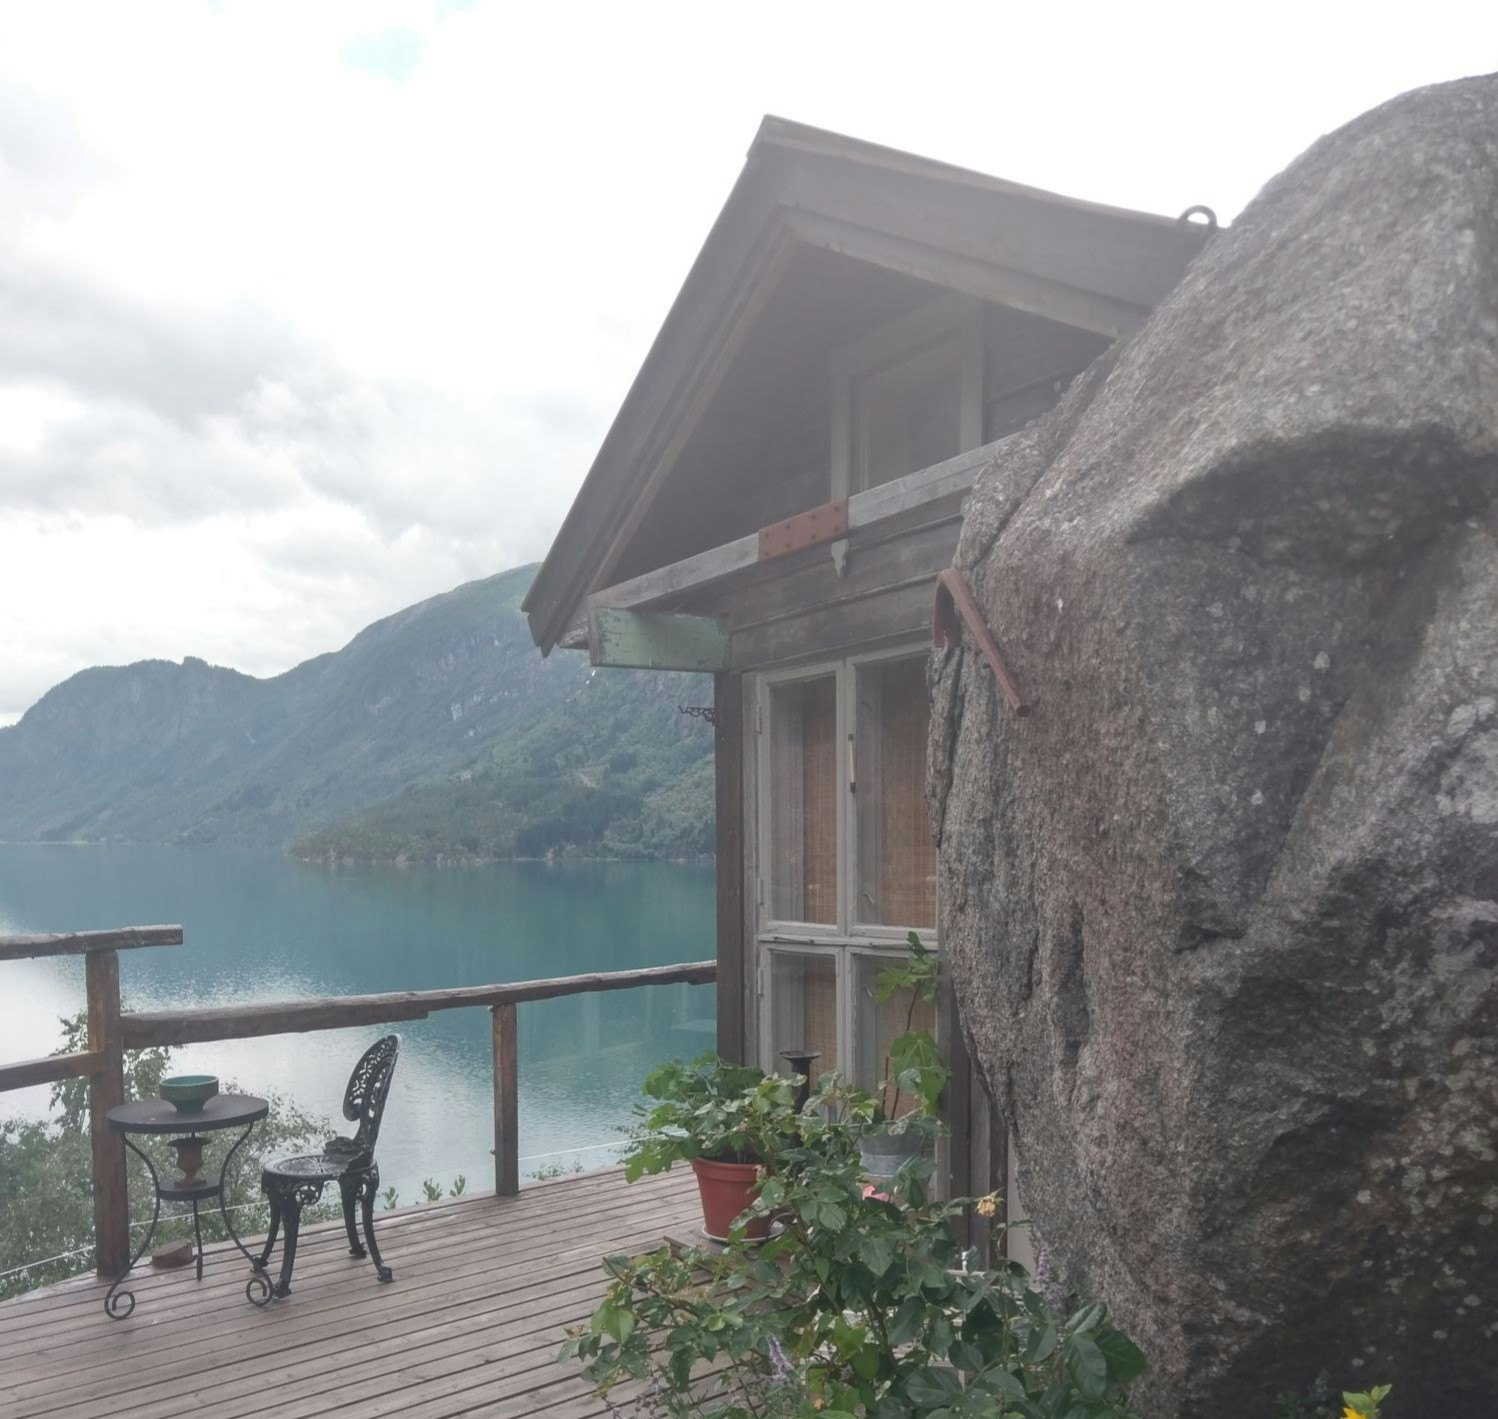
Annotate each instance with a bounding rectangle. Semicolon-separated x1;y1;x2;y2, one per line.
247;1034;400;1305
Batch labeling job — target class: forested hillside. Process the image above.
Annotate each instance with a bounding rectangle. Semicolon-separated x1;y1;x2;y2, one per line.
0;566;714;860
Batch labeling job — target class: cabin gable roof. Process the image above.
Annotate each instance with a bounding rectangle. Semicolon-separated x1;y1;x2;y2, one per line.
524;116;1210;653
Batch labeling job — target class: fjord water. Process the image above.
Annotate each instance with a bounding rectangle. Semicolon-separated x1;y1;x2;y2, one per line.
0;845;715;1197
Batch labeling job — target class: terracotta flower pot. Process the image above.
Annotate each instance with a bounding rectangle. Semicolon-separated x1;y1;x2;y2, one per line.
690;1156;768;1242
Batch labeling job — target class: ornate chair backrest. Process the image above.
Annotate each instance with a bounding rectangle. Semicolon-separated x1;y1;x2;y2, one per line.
342;1034;400;1161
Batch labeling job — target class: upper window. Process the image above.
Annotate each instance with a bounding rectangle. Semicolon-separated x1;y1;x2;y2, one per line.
833;292;983;500
854;337;962;493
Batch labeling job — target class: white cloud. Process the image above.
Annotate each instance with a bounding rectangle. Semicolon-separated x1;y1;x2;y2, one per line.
0;0;1491;722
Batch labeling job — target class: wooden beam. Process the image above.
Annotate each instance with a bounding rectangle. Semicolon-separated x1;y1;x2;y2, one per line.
0;1050;104;1093
713;672;746;1064
87;948;129;1277
589;439;1001;618
587;608;729;672
786;209;1151;341
121;960;719;1049
0;925;182;962
492;1003;519;1197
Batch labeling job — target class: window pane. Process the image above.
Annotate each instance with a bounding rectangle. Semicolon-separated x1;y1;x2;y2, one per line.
768;952;839;1080
768;676;838;924
856;338;961;491
853;954;936;1115
855;657;936;929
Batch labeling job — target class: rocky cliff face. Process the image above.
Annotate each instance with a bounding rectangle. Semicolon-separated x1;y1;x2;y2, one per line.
930;77;1498;1416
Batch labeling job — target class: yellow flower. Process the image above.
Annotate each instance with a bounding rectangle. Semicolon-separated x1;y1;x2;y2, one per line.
976;1194;998;1218
1344;1408;1369;1419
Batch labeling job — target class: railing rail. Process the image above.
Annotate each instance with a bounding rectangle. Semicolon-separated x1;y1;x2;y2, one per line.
0;925;715;1279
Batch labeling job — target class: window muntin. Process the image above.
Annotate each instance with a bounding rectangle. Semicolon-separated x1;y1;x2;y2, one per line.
854;656;936;932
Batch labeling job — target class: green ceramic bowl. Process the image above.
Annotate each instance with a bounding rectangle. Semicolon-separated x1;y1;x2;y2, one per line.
160;1075;219;1112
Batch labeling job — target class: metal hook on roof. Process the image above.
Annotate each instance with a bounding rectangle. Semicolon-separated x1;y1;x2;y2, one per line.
1177;204;1219;232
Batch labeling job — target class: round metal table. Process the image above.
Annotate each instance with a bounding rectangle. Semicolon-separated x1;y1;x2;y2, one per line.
104;1093;268;1319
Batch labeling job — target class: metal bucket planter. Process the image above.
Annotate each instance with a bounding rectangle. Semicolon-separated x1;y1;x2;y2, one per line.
858;1124;934;1181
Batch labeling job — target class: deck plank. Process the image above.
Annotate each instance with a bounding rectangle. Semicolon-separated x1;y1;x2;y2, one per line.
0;1168;699;1419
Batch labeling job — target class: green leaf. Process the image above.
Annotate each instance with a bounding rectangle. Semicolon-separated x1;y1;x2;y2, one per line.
977;1369;1026;1401
594;1303;636;1344
948;1340;986;1373
1065;1301;1104;1334
862;1233;896;1277
1094;1328;1147;1386
852;1346;883;1380
904;1367;963;1409
1023;1324;1057;1365
889;1297;926;1346
1063;1333;1107;1401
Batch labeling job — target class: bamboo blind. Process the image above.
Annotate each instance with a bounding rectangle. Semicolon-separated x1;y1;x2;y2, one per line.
769;676;838;924
859;658;936;929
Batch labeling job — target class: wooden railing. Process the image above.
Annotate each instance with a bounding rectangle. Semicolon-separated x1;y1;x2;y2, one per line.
0;925;715;1278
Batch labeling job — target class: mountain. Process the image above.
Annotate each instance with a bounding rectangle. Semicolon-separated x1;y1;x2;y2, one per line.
0;566;715;859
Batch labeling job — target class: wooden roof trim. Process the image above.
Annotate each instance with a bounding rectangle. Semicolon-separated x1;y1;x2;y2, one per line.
785;210;1150;340
586;437;1003;618
525;117;1211;653
755;115;1195;232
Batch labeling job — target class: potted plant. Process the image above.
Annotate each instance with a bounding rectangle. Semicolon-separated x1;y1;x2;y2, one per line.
857;933;950;1181
622;1054;798;1241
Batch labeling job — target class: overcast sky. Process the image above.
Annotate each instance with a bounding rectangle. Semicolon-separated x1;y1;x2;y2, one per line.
0;2;1489;724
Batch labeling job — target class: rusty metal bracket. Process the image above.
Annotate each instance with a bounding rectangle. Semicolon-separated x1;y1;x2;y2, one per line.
932;568;1030;716
758;498;848;561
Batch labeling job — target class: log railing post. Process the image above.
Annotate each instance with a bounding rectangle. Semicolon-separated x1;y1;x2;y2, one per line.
86;948;128;1276
492;1003;519;1197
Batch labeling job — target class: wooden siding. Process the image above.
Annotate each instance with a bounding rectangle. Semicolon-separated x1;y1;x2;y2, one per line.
0;1168;698;1419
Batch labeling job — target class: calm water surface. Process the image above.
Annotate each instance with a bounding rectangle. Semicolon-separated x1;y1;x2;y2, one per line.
0;846;715;1197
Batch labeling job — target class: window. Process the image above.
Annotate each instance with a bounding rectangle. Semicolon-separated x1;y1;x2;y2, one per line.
755;648;938;1084
855;657;936;931
767;949;840;1075
854;337;962;492
767;675;839;925
832;293;984;499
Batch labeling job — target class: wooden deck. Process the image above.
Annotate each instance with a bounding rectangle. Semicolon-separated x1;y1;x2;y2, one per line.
0;1167;698;1419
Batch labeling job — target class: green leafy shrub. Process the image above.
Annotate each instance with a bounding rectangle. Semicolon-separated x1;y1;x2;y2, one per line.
622;1055;799;1177
565;1070;1146;1419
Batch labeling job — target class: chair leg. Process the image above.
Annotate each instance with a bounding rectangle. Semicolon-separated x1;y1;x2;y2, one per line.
256;1185;282;1271
359;1184;394;1283
273;1195;303;1298
341;1179;366;1257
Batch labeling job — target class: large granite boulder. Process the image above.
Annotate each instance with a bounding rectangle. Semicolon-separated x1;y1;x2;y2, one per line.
930;76;1498;1416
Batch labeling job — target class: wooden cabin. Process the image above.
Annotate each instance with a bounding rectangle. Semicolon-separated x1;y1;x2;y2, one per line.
525;117;1208;1246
